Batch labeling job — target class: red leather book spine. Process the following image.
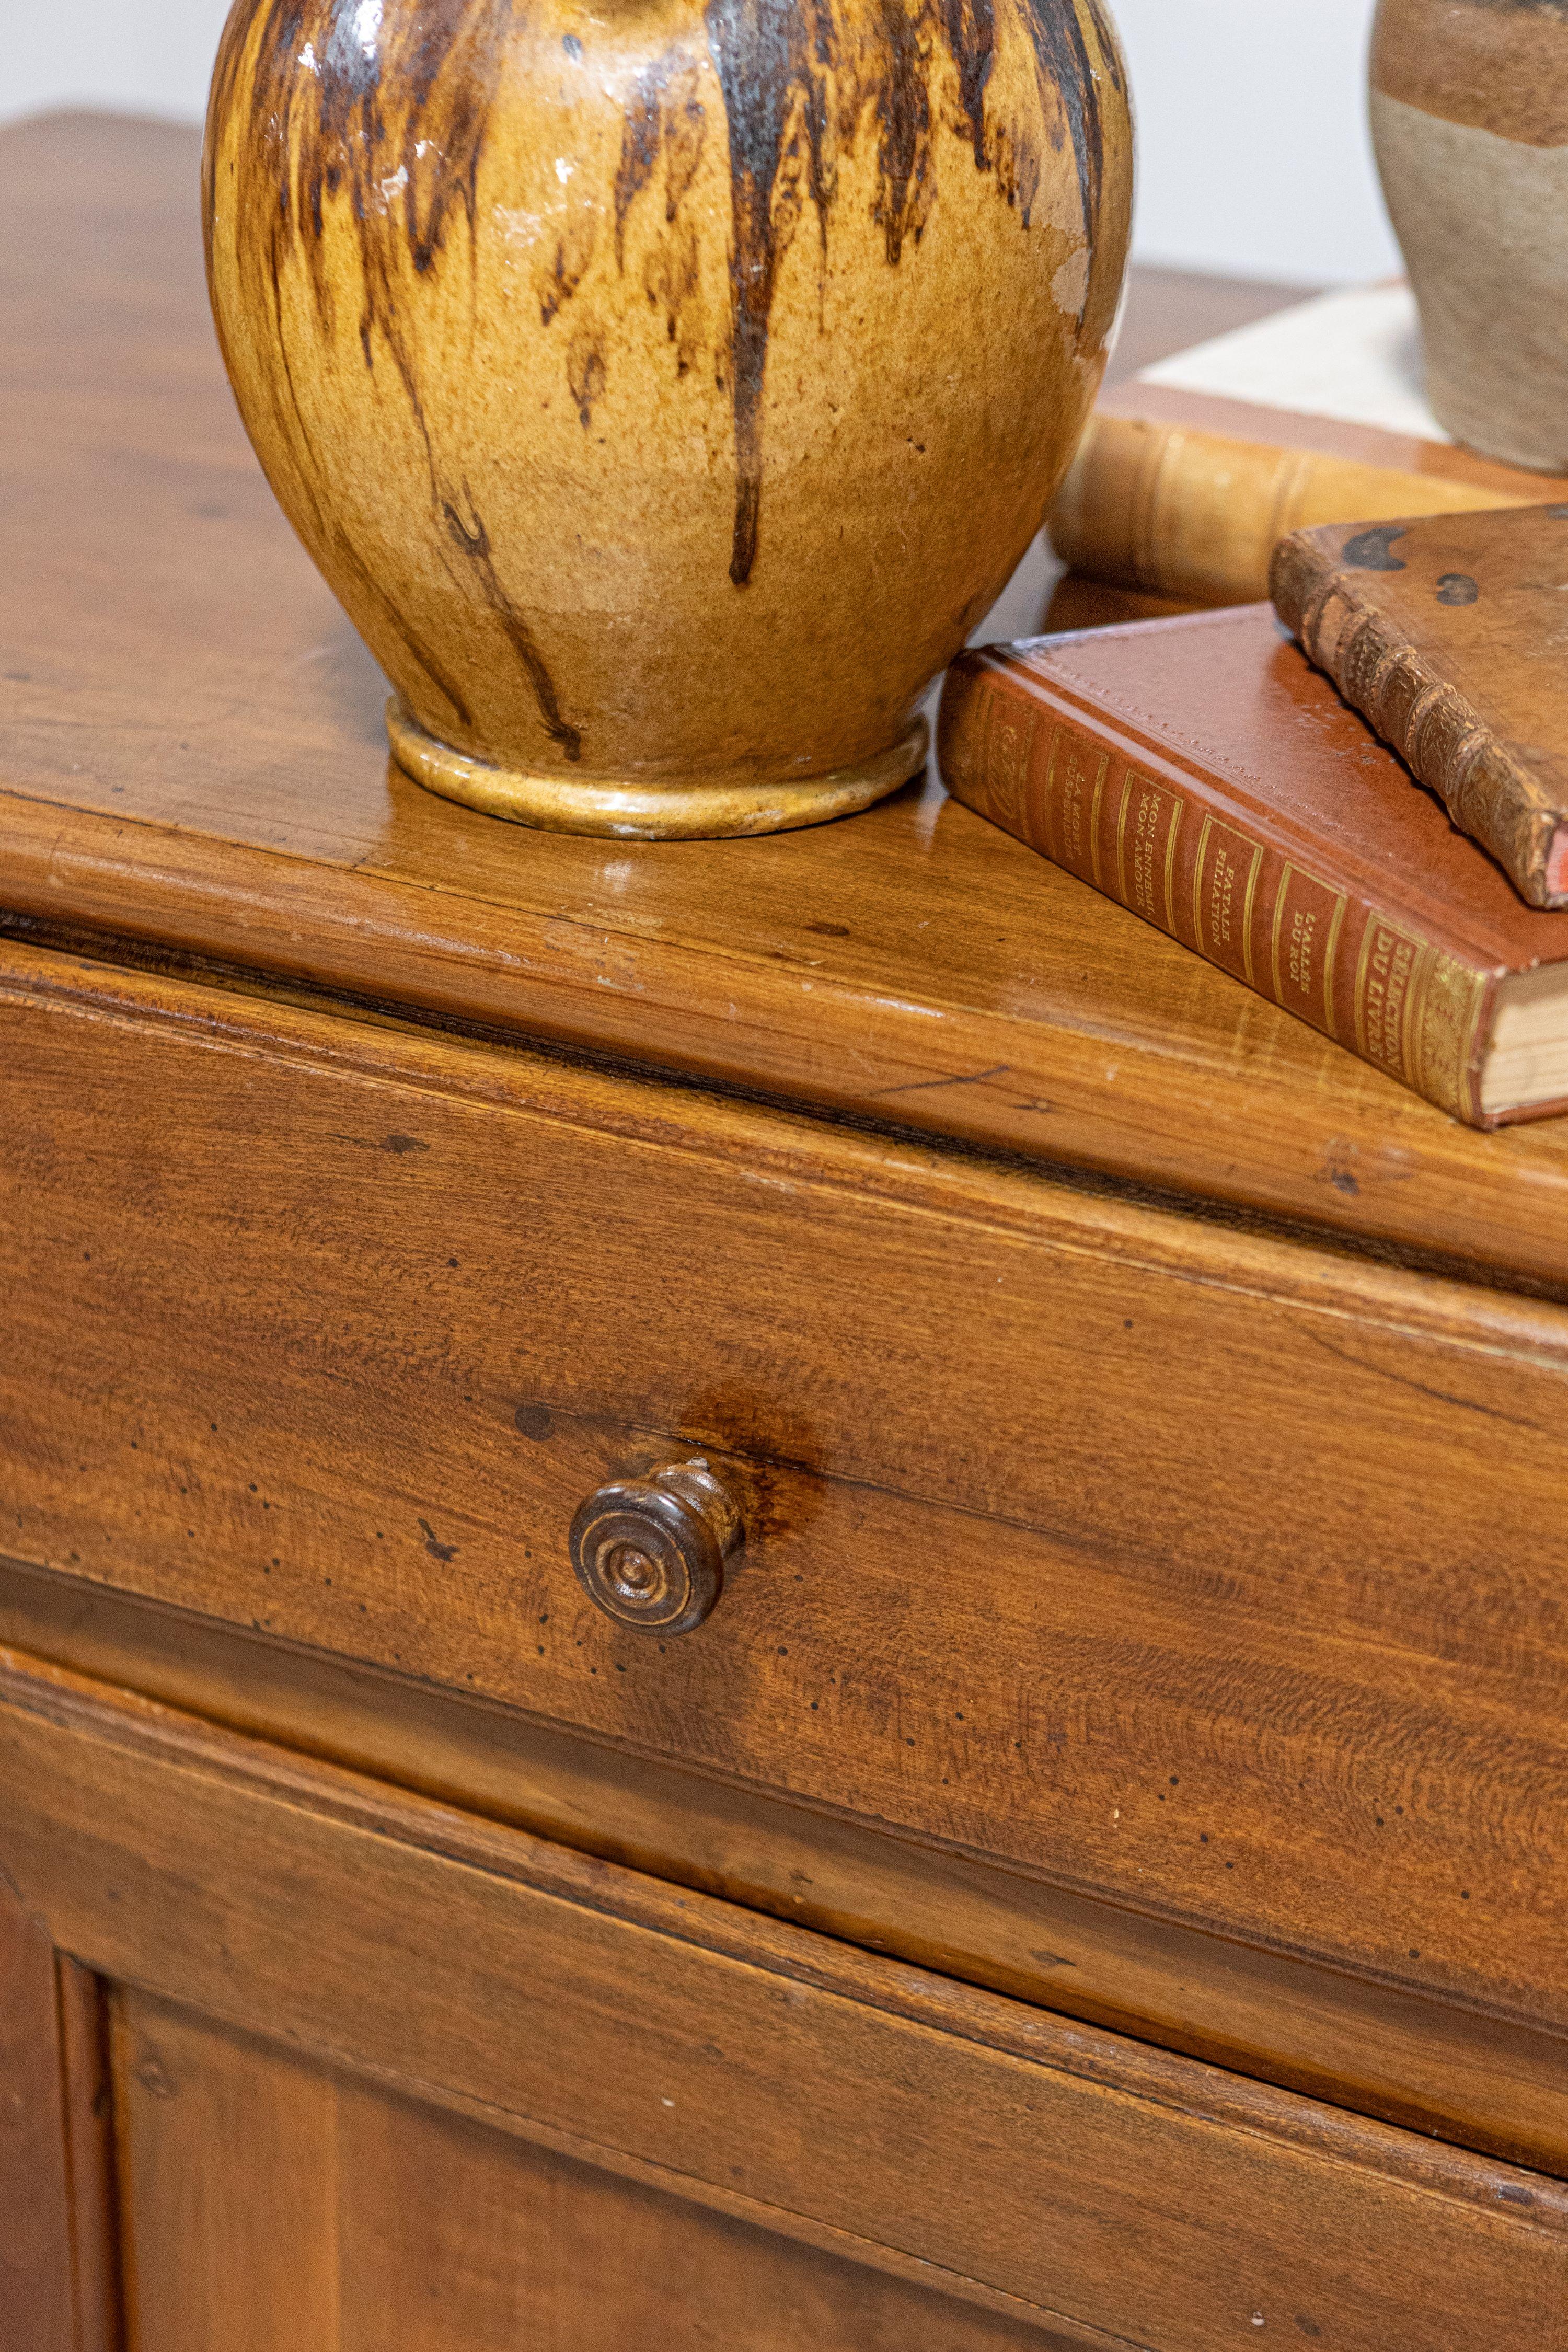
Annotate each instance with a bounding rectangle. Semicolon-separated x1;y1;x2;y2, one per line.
937;650;1494;1124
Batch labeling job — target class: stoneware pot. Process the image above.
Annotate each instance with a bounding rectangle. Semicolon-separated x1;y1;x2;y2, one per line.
204;0;1132;838
1372;0;1568;474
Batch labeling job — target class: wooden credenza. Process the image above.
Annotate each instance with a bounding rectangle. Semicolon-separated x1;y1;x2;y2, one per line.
5;113;1568;2352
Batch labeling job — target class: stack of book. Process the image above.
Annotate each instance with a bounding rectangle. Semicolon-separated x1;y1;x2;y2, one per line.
1048;282;1568;610
940;307;1568;1127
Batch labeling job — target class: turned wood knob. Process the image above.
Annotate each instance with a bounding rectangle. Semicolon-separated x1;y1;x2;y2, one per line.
568;1459;743;1635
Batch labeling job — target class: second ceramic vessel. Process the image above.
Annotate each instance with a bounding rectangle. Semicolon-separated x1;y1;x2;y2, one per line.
205;0;1132;838
1373;0;1568;474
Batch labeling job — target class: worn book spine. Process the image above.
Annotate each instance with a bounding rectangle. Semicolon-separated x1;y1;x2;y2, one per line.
1271;531;1568;909
1048;414;1521;609
938;650;1494;1124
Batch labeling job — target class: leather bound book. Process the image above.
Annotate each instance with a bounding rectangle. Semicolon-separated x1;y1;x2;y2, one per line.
1051;284;1568;607
937;607;1568;1127
1272;506;1568;910
1049;414;1526;609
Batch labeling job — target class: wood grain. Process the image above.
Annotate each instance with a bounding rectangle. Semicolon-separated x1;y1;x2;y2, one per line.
6;1551;1564;2186
8;1643;1568;2352
0;1872;74;2352
5;932;1568;2166
113;1988;340;2352
56;1963;123;2352
7;113;1568;1286
116;1992;1062;2352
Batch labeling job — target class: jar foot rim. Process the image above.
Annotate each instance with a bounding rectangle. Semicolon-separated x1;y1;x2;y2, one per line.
387;700;929;841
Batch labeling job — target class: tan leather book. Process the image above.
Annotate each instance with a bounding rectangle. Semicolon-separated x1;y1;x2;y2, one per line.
1097;376;1568;496
1050;280;1568;607
937;607;1568;1126
1272;506;1568;911
1049;411;1529;608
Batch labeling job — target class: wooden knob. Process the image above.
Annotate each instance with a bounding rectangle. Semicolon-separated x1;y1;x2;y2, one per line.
568;1458;743;1635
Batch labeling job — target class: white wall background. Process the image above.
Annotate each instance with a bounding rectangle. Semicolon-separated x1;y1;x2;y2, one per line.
3;0;235;131
1114;0;1400;284
1;0;1401;288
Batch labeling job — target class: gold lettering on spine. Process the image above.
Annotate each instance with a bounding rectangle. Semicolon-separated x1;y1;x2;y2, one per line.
1355;918;1427;1083
1050;733;1108;882
1193;814;1213;952
987;700;1040;843
1194;816;1261;983
1267;866;1350;1040
1113;770;1184;927
1347;920;1486;1115
1417;953;1489;1120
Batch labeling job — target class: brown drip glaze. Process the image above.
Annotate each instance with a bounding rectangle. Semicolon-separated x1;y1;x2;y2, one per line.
206;0;581;759
701;0;837;586
205;0;1131;834
212;0;1125;606
699;0;1123;584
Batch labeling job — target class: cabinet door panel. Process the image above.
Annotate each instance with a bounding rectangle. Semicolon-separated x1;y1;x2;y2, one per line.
6;1644;1568;2352
0;1886;118;2352
0;1875;75;2352
114;1992;1064;2352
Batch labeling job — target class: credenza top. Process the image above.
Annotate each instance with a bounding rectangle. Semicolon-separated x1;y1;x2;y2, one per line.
4;111;1567;1288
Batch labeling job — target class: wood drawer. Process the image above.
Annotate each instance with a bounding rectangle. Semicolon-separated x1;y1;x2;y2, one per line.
7;1642;1568;2352
4;933;1568;2167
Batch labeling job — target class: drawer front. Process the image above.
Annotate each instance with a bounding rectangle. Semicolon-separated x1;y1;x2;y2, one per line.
6;1642;1568;2352
4;937;1568;2142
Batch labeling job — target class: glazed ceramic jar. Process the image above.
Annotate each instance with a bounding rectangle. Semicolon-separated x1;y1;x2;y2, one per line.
204;0;1132;838
1373;0;1568;474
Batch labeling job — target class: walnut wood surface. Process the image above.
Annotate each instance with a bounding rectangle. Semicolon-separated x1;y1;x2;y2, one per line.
6;1551;1565;2185
7;1643;1568;2352
0;1873;75;2352
55;1963;122;2352
5;933;1568;2169
113;1992;341;2352
0;1890;117;2351
116;1993;1056;2352
9;112;1568;1285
